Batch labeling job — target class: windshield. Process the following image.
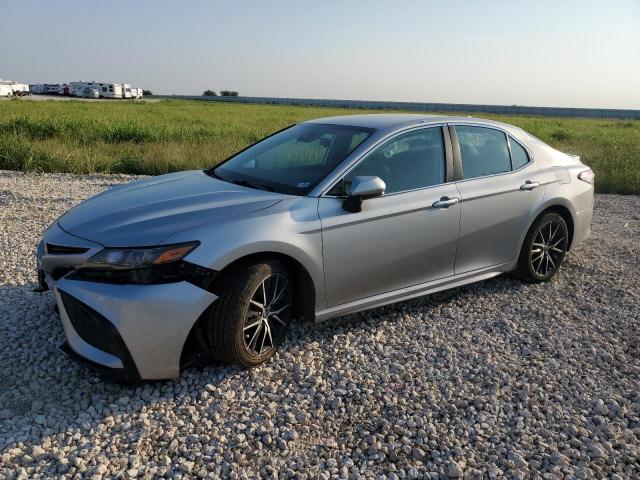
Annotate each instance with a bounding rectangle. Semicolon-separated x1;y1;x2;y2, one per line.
211;123;374;195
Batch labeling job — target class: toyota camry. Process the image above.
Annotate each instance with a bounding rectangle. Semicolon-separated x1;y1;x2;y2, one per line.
37;114;594;380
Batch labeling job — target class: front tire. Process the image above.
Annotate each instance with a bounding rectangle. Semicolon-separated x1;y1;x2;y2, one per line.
516;212;569;283
206;260;293;367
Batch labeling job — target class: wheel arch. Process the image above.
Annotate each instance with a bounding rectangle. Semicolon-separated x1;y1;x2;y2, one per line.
542;204;575;250
515;199;577;270
179;250;318;371
208;251;317;322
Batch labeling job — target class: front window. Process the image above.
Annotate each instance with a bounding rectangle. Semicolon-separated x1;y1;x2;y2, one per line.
212;124;373;195
336;127;446;195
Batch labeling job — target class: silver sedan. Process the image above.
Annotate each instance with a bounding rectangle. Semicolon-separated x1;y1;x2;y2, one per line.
37;114;594;380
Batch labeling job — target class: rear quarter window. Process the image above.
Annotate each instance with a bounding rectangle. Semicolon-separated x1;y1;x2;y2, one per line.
509;136;530;170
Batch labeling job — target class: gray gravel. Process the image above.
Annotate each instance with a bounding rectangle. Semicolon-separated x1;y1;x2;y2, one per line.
1;170;639;479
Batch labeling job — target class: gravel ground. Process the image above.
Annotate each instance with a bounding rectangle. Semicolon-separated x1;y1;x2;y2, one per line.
0;170;639;479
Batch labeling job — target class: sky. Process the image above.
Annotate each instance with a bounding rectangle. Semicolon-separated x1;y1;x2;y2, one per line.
1;0;639;109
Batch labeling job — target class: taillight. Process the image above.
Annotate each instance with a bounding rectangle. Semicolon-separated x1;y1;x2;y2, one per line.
578;169;595;185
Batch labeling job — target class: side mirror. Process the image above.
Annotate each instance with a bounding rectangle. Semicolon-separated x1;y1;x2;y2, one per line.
343;176;386;213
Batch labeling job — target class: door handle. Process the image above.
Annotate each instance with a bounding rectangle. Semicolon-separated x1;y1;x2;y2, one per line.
432;196;460;208
520;181;540;191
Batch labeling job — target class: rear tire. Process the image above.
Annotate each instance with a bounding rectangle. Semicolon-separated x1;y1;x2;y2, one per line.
205;260;293;367
516;212;569;283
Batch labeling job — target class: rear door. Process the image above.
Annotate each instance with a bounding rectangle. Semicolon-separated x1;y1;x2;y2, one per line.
318;126;461;307
451;124;545;273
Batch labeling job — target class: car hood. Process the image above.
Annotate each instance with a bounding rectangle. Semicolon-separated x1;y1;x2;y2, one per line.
58;170;284;247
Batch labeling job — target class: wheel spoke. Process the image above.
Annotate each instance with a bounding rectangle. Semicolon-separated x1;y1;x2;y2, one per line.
271;313;287;326
264;320;274;348
243;319;262;331
257;321;268;354
549;236;565;248
533;254;544;274
270;303;290;316
269;275;279;306
547;252;556;269
549;246;563;254
545;253;550;275
248;322;263;351
243;273;291;356
250;299;264;308
271;286;286;308
534;232;544;245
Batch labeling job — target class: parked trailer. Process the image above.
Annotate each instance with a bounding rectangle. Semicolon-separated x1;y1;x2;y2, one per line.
0;84;13;97
98;82;122;98
123;86;144;99
0;81;29;96
78;87;100;98
121;83;133;99
30;84;46;94
70;81;96;96
10;83;29;95
70;81;122;98
44;84;61;94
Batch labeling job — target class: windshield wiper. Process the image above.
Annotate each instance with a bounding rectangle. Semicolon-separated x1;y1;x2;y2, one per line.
230;179;275;192
206;170;276;192
204;169;223;180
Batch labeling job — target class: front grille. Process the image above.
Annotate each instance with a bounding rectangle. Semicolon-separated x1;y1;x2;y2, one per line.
58;291;138;377
46;243;89;255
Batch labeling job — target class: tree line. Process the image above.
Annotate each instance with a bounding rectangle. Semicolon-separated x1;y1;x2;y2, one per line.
203;90;239;97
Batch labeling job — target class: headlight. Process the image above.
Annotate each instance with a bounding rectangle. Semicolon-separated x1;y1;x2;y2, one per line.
83;243;199;269
67;242;216;287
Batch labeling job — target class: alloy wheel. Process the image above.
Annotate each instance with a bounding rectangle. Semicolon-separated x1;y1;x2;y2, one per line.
242;273;291;356
530;220;567;277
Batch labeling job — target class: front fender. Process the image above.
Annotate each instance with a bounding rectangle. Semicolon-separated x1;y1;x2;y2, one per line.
163;197;325;310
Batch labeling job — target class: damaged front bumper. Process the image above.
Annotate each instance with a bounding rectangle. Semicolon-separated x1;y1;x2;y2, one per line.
37;222;218;380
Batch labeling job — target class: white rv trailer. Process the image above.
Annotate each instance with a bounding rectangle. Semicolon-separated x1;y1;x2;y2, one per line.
0;80;29;96
99;82;122;98
0;84;13;97
121;83;133;99
69;81;122;98
70;81;96;96
11;83;29;94
131;88;143;99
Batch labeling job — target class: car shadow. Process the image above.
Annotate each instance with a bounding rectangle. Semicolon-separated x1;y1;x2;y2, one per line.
0;272;527;455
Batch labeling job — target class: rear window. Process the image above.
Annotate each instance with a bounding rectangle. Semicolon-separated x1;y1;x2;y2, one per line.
456;126;511;179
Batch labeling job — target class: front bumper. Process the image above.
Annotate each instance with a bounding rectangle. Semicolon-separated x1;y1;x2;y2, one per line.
38;222;219;380
54;278;217;380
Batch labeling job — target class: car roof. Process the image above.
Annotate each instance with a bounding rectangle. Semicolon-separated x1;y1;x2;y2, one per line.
304;113;519;134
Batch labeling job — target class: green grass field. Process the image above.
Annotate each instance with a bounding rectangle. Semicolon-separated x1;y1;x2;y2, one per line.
1;98;638;194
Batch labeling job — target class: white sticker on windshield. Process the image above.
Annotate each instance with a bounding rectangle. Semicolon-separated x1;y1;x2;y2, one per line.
297;182;310;188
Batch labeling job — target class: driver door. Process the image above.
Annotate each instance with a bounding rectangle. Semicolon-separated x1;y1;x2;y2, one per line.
318;126;461;307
